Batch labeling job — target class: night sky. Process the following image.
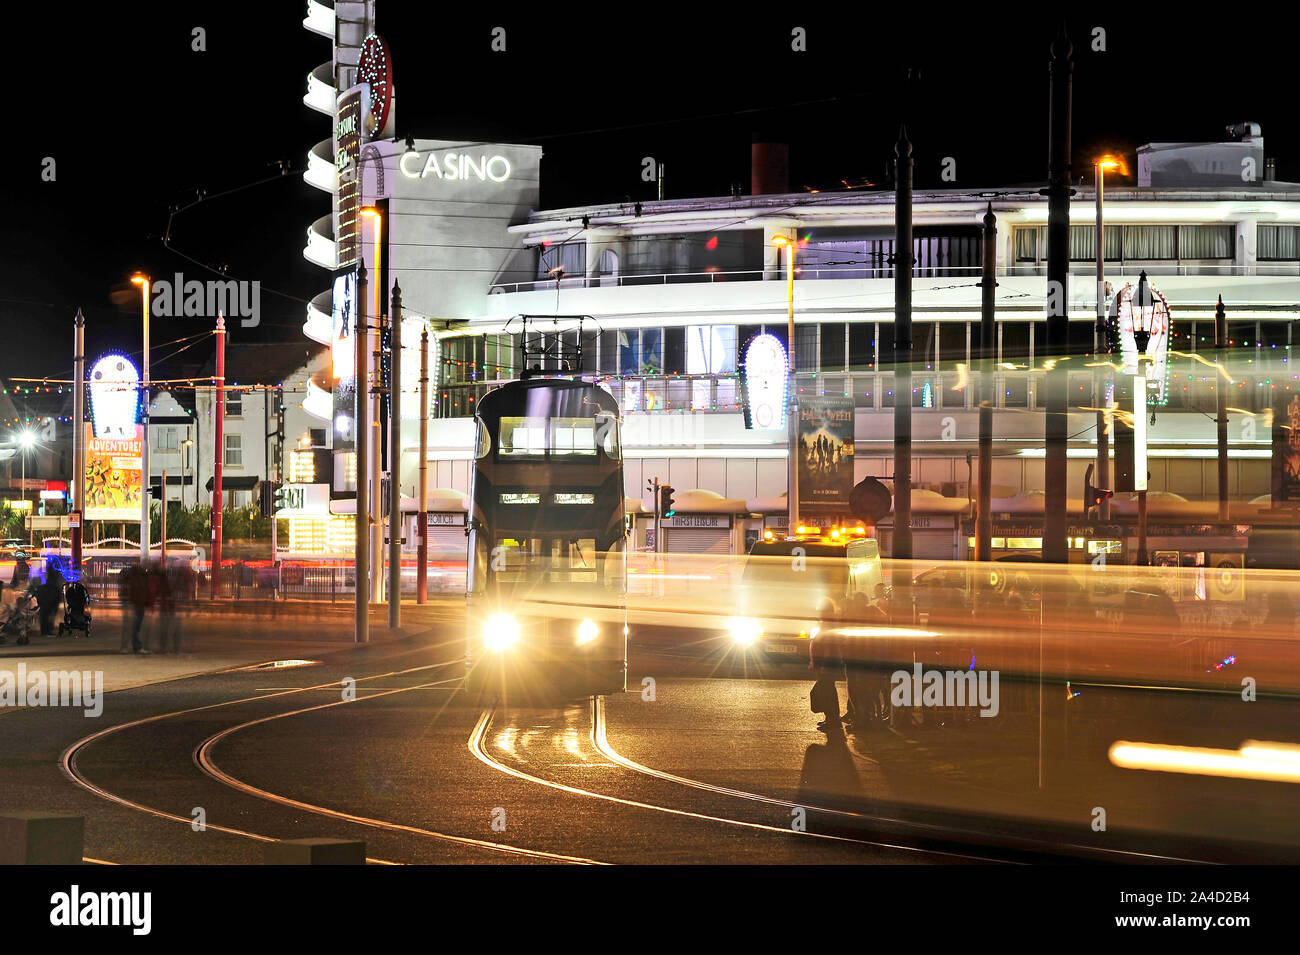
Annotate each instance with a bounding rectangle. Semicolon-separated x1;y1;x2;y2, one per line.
4;8;1294;383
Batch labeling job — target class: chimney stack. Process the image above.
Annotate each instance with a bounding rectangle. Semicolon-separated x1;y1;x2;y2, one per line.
751;138;789;196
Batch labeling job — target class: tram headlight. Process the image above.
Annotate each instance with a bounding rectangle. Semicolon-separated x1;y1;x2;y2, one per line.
576;618;599;646
729;617;763;646
483;614;520;652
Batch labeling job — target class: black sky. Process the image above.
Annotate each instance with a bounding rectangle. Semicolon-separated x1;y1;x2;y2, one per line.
4;7;1294;382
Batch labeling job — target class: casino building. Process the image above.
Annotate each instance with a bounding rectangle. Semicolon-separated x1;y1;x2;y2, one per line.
300;3;1300;563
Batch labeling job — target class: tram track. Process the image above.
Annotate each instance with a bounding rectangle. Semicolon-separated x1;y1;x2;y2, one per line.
60;661;451;865
588;696;1210;865
469;703;1005;863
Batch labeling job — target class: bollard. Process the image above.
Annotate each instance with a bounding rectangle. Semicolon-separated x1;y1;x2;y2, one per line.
262;837;366;865
0;812;85;865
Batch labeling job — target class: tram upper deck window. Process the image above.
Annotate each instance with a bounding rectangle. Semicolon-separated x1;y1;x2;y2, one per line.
498;416;599;457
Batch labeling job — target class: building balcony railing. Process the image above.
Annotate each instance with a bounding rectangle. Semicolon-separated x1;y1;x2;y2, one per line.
490;260;1300;294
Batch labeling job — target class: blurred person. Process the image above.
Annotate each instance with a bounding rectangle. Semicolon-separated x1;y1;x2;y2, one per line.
123;562;150;654
1264;591;1294;632
809;600;846;735
12;555;30;588
155;562;178;654
35;564;63;636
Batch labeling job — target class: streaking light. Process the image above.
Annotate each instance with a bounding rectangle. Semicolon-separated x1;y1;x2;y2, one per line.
1109;739;1300;783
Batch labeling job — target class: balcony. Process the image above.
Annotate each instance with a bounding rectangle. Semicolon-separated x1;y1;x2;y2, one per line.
304;289;333;345
304;138;336;194
303;0;335;38
303;214;337;270
303;61;335;115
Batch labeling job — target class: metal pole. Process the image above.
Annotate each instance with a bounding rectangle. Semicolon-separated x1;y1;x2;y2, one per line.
1137;487;1149;565
784;240;798;533
354;262;370;643
160;469;166;564
652;477;661;554
140;281;151;563
211;315;226;596
72;308;85;573
976;203;996;561
893;124;914;564
388;282;402;629
1215;296;1230;520
1095;164;1111;520
417;327;429;604
1044;24;1073;565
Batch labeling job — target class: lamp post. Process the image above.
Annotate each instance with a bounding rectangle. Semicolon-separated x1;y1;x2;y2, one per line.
771;233;798;532
130;272;151;563
183;438;194;508
19;430;35;545
1094;158;1118;521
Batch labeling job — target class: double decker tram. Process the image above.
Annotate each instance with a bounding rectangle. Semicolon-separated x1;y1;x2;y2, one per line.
464;373;628;701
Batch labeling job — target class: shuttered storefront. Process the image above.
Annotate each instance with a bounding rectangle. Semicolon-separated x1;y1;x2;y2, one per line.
663;525;731;554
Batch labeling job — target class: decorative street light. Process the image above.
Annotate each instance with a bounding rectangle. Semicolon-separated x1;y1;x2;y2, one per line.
130;271;151;562
19;430;35;545
771;233;798;532
1094;157;1119;520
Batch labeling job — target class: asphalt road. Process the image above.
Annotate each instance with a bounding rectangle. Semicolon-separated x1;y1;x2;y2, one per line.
3;603;1297;865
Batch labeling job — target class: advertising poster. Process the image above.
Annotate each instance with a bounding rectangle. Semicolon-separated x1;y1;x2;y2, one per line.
1273;392;1300;506
332;269;357;455
797;396;855;512
84;423;144;521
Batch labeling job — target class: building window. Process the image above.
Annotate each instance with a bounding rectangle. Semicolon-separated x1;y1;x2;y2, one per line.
1258;225;1300;261
820;323;846;372
1179;225;1233;259
159;427;178;451
224;434;242;468
686;324;738;374
639;328;662;375
225;393;243;417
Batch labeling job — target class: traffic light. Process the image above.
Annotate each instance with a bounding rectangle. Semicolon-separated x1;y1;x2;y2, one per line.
1084;463;1112;512
659;484;676;518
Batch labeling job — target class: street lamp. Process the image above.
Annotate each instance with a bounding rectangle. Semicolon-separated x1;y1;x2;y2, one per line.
771;233;798;532
130;271;151;562
183;438;194;508
18;430;35;545
1094;157;1119;520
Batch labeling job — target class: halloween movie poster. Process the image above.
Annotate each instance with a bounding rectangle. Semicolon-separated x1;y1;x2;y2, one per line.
797;396;855;512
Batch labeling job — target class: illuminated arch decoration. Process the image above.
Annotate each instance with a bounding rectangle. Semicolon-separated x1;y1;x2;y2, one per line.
358;34;393;140
1108;280;1173;406
742;333;788;431
88;354;141;438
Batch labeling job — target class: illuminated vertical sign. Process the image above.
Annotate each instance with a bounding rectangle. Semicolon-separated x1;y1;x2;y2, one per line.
743;333;788;431
335;89;364;269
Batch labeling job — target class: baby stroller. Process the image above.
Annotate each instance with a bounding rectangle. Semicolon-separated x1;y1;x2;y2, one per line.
59;581;92;638
0;587;39;645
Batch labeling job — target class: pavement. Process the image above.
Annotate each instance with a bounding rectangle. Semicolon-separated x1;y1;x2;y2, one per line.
0;600;462;699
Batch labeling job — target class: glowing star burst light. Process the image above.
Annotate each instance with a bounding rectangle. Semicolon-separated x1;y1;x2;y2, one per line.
88;354;141;438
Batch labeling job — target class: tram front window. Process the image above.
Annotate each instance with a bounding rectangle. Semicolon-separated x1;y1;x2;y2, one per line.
499;416;599;457
492;536;622;590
